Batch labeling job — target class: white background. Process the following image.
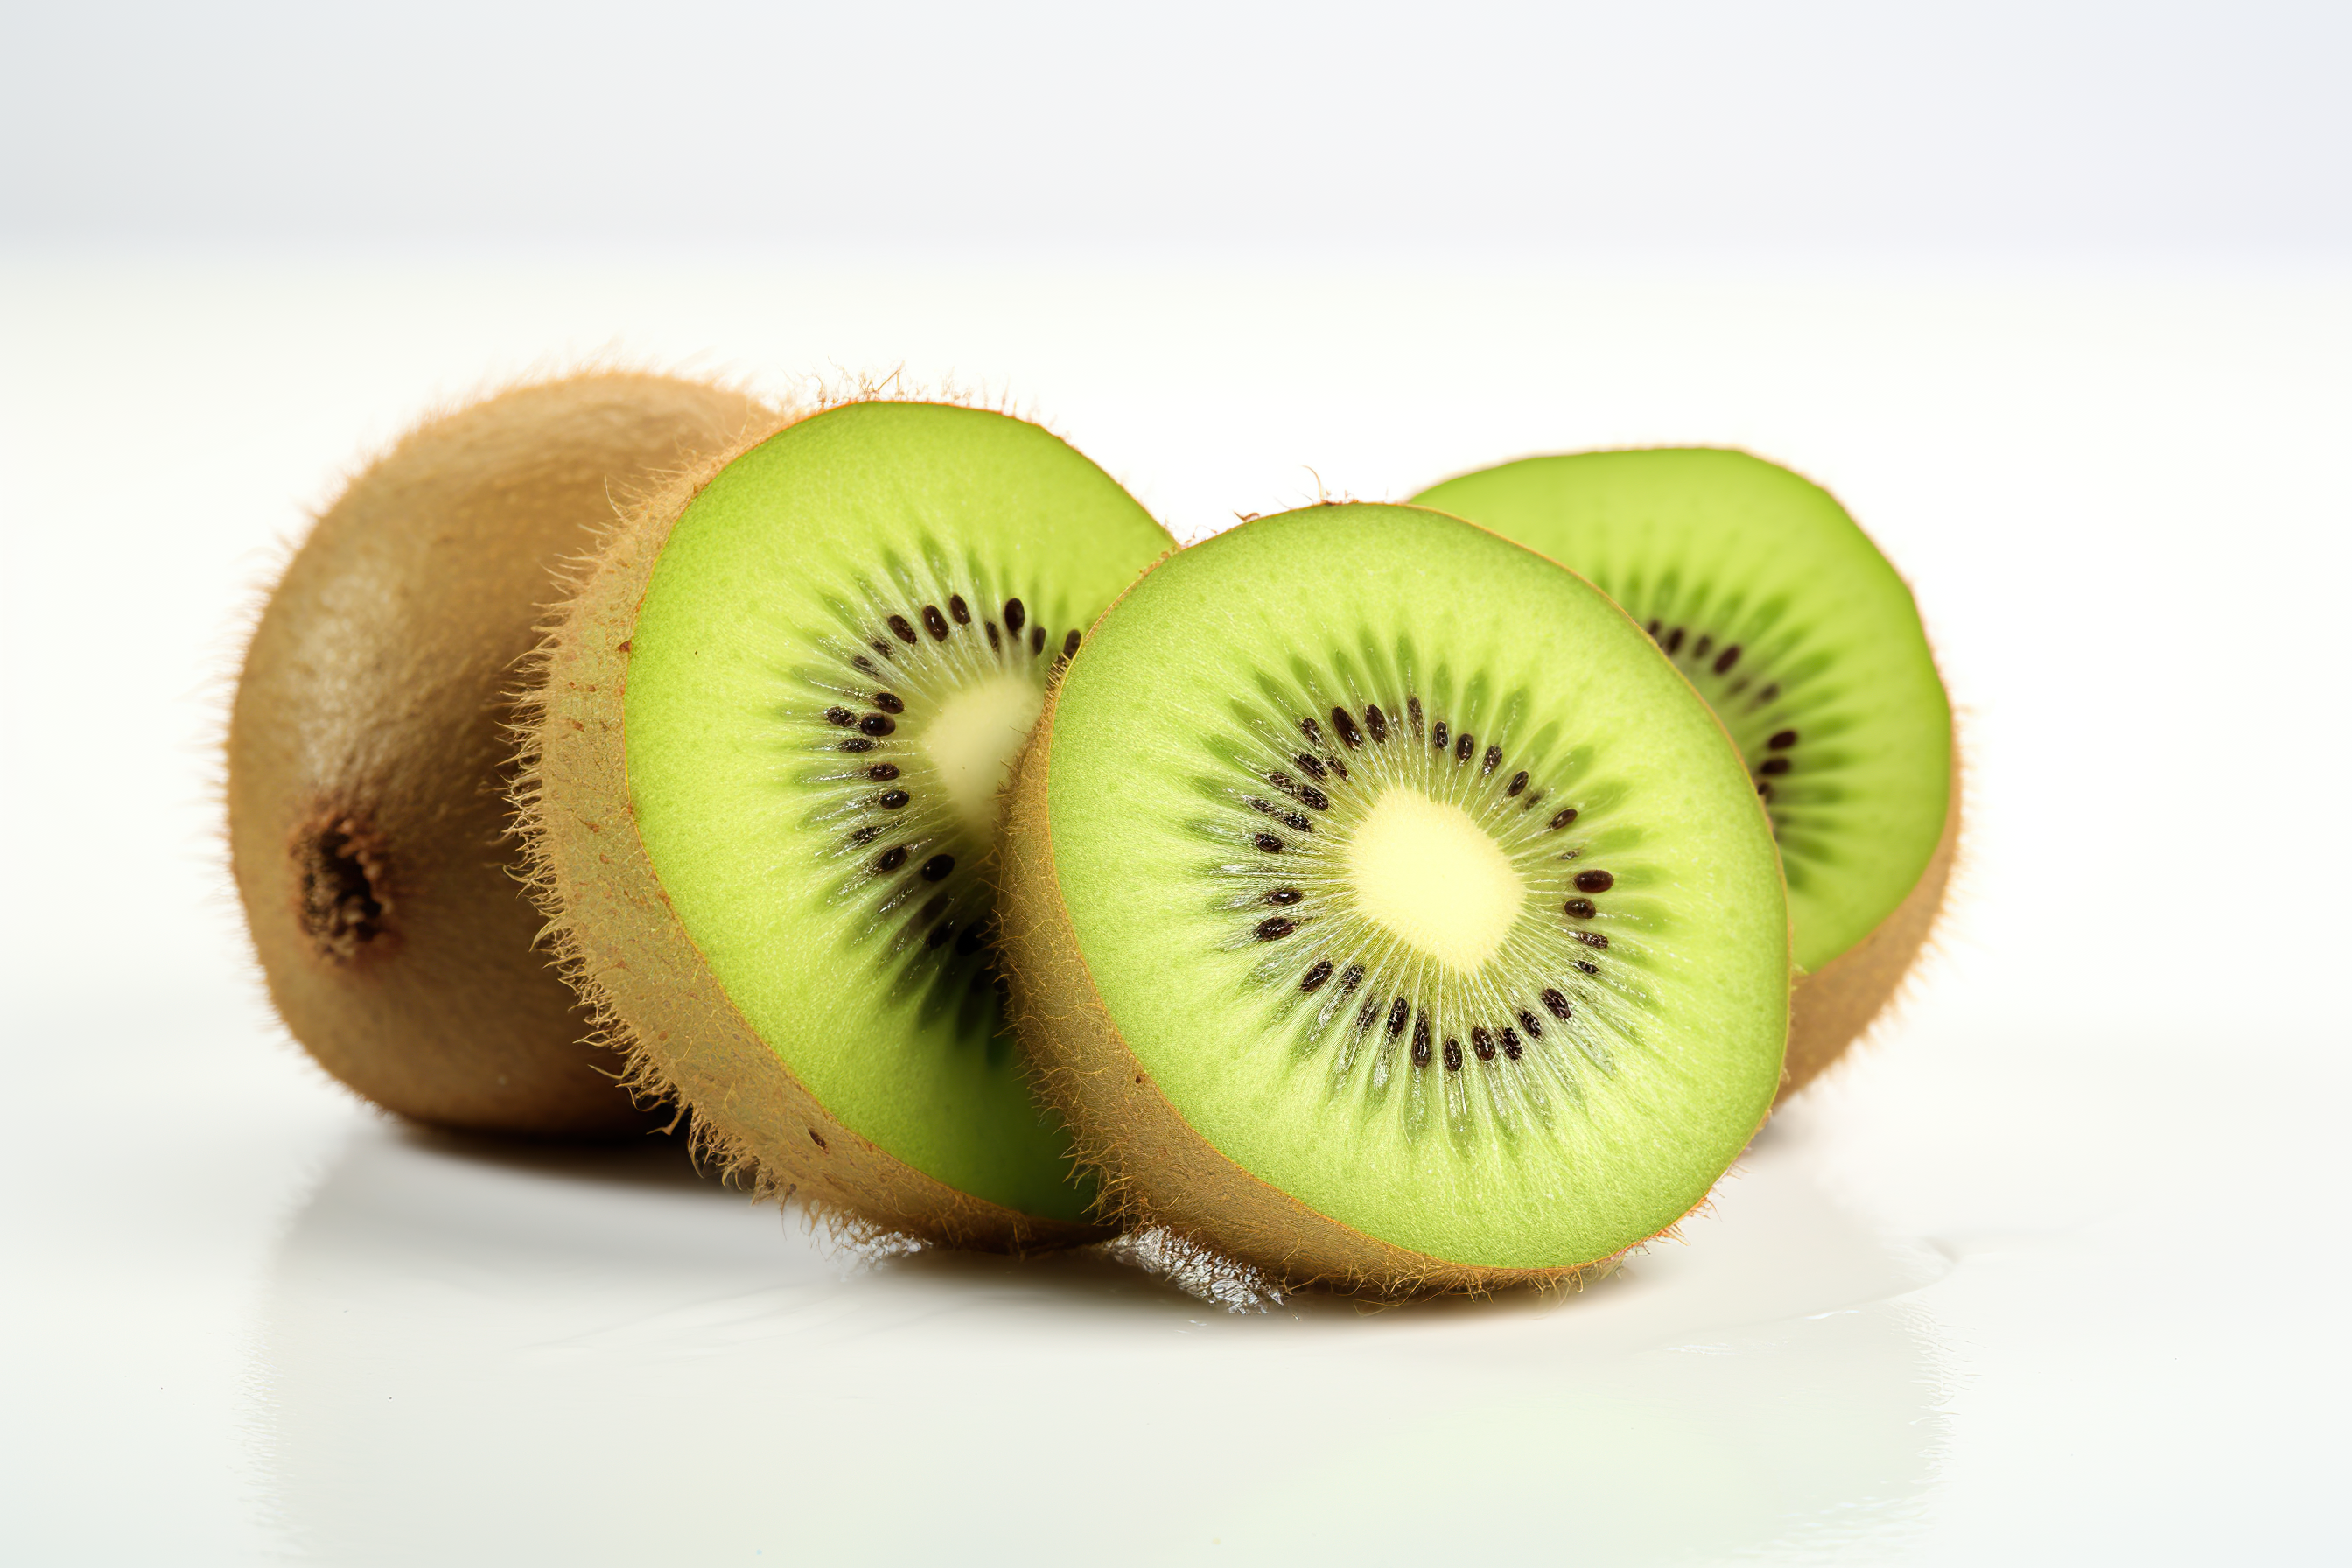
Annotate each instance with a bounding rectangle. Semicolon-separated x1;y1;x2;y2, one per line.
4;4;2348;1564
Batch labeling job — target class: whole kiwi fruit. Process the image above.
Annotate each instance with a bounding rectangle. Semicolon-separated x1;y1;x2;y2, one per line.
228;372;769;1138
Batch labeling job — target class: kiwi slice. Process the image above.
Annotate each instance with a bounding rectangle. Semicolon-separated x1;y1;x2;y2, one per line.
517;400;1176;1249
228;373;766;1138
1413;451;1956;1095
1000;503;1788;1294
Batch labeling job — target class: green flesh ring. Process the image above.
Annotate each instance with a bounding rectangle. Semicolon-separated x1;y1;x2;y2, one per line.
1414;450;1951;976
623;402;1173;1224
1013;504;1789;1281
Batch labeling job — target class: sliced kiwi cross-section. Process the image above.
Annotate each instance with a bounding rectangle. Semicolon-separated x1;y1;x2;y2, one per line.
519;400;1175;1248
1414;451;1956;1094
1001;503;1789;1294
228;372;766;1138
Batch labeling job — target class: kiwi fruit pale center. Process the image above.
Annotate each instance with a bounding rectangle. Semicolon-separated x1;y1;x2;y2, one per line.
920;674;1046;837
1346;788;1526;971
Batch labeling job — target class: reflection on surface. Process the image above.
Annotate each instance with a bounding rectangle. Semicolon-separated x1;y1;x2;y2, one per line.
254;1121;1951;1565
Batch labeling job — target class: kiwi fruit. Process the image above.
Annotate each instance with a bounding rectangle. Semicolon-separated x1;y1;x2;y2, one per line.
999;502;1790;1295
515;399;1177;1250
1413;451;1955;1096
228;373;767;1138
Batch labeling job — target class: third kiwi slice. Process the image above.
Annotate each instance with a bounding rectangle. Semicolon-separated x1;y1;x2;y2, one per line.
1000;503;1789;1294
1414;451;1956;1096
519;400;1175;1250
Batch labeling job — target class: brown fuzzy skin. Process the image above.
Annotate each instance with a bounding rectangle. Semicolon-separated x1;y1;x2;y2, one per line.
512;410;1110;1252
999;679;1714;1299
228;373;766;1138
1778;748;1963;1101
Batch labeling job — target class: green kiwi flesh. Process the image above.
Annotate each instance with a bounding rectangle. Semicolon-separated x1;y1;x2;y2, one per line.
521;401;1175;1245
1413;450;1951;977
1001;503;1789;1292
228;373;766;1138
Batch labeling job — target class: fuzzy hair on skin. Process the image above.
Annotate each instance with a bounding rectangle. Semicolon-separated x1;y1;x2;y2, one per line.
508;394;1112;1253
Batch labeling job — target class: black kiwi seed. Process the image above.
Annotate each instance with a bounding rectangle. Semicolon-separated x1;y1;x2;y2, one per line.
926;921;956;948
848;825;881;847
1507;770;1529;796
1576;958;1600;975
1760;757;1792;776
851;654;876;676
1301;959;1334;992
1543;987;1572;1019
1298;784;1330;811
1432;720;1449;751
1267;888;1303;906
867;764;900;780
878;789;911;810
859;713;895;736
840;738;875;753
1665;626;1686;654
1517;1009;1543;1039
1386;997;1409;1036
1300;716;1326;746
872;691;905;714
1338;964;1365;997
918;892;950;925
1549;808;1578;830
1577;931;1609;949
1407;696;1424;736
1004;598;1026;633
1565;897;1595;918
1769;728;1799;750
1412;1012;1431;1056
1472;1026;1496;1061
1694;634;1714;660
1646;618;1662;637
1442;1037;1461;1072
888;613;918;645
1028;626;1045;655
948;595;970;625
868;639;894;661
1412;1036;1432;1068
1501;1026;1524;1060
986;621;1001;650
1759;682;1781;704
920;854;956;881
1714;644;1743;675
876;846;908;872
1294;752;1327;780
1757;780;1774;798
1062;629;1081;658
955;925;985;956
1356;996;1382;1032
1256;916;1296;941
1482;743;1502;775
1364;704;1389;742
1574;869;1614;892
825;706;855;727
1455;732;1475;763
1254;832;1283;853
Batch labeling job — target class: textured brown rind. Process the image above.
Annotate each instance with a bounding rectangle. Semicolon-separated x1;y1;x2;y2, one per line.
1000;677;1710;1299
512;410;1107;1253
1779;746;1963;1101
228;373;765;1138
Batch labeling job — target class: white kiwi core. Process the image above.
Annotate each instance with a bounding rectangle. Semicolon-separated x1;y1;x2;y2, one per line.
1345;788;1526;971
922;674;1046;840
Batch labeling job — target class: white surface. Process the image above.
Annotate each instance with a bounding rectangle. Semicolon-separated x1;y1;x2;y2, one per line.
4;257;2348;1564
